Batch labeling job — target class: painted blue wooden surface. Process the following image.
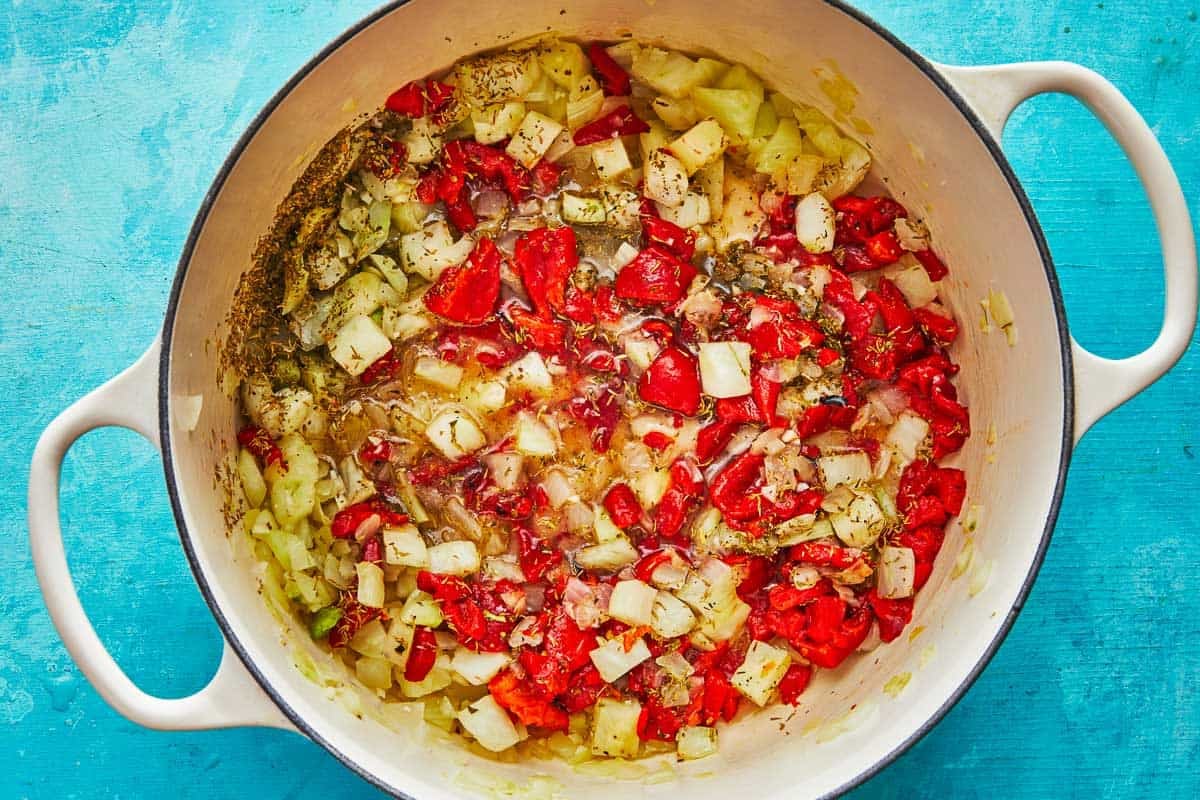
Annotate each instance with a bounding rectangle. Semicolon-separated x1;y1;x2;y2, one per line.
2;1;1197;797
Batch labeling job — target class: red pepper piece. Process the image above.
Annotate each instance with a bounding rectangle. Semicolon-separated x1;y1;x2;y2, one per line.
489;668;569;731
803;595;847;645
788;541;865;570
592;284;623;323
424;237;502;325
531;159;563;194
898;524;946;591
237;425;285;469
567;380;622;453
778;663;813;705
633;550;674;583
864;230;904;265
638;346;701;416
404;626;439;682
655;458;707;539
425;79;456;113
641;431;671;450
741;295;825;359
384;81;426;117
768;579;833;612
913;248;949;280
603;483;644;528
439;322;525;369
444;192;477;233
838;243;877;273
751;368;782;425
331;499;407;539
642;215;696;261
514;226;578;319
868;590;913;642
709;451;764;518
695;419;740;463
913;306;960;347
560;663;607;712
461;141;531;201
823;270;873;342
358;438;393;466
715;394;758;424
562;284;597;324
615;245;697;307
573;105;650;146
508;305;567;352
544;607;596;671
516;526;561;583
588;42;631;96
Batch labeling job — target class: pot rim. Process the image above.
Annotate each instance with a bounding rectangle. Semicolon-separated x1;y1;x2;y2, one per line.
158;1;1074;797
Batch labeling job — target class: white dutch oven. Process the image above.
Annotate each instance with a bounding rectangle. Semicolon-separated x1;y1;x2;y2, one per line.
28;1;1197;798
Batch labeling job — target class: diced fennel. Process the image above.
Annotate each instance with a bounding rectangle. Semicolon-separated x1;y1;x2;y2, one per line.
676;726;718;760
631;47;706;98
425;406;487;459
877;546;915;599
400;221;474;282
383;524;428;568
655;192;710;229
506;110;564;168
561;192;609;225
731;640;791;706
237;447;267;508
590;637;652;683
472;101;527;145
698;341;753;398
356;562;386;608
591;138;633;181
427;540;481;576
399;590;445;627
591;697;643;758
515;413;558;457
666;118;727;175
650;591;697;638
607;579;659;626
504;351;555;395
575;537;639;572
644;149;689;208
459;695;522;752
795;192;836;254
692;87;761;144
413;356;463;391
451;649;512;685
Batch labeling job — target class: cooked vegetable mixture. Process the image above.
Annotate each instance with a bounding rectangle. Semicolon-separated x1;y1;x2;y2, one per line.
234;36;970;762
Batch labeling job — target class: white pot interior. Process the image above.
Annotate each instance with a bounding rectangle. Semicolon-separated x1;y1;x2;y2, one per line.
163;1;1070;797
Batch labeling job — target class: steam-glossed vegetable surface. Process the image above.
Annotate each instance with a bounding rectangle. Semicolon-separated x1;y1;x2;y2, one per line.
233;36;969;763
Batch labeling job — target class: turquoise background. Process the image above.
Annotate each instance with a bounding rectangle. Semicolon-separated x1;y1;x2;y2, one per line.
3;1;1197;797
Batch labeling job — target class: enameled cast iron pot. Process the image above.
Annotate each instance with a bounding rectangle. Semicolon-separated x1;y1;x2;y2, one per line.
28;1;1198;797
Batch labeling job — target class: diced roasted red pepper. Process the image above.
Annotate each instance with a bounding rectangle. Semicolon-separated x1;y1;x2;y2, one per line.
777;663;813;705
615;245;697;307
237;425;285;469
642;215;696;261
714;394;758;424
384;81;426;117
913;306;960;347
331;499;407;539
741;295;825;359
603;483;644;528
709;451;764;519
864;230;904;265
424;237;502;325
751;368;782;425
404;626;439;682
489;668;569;731
543;607;596;672
695;419;740;463
913;248;949;280
514;226;579;319
655;458;706;539
588;42;631;96
898;524;946;590
531;159;563;194
358;438;393;466
559;663;607;712
638;346;701;416
516;526;562;583
508;305;567;352
573;105;650;146
567;380;622;453
868;590;913;642
633;550;674;583
839;243;877;273
788;540;866;570
642;430;673;450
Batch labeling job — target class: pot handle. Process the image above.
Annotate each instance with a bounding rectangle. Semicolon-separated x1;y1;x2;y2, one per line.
28;338;294;732
936;61;1197;441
